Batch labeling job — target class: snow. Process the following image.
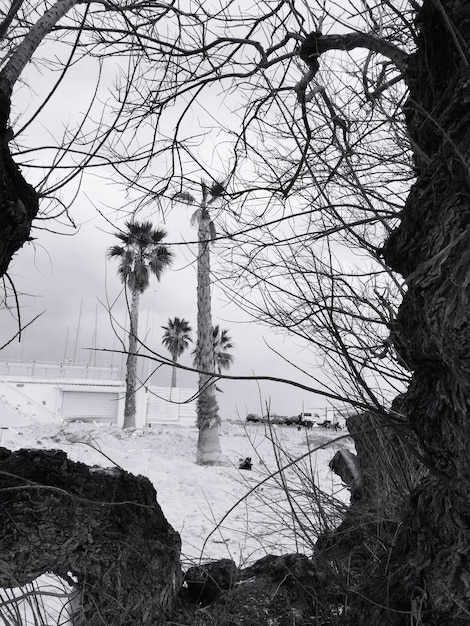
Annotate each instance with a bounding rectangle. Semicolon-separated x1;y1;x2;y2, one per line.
0;418;353;624
0;418;353;565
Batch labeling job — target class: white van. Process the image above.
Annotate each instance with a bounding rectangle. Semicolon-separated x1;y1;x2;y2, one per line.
300;411;321;424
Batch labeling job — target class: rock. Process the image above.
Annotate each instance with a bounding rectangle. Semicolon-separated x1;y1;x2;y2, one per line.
177;553;341;626
0;447;181;625
183;558;239;604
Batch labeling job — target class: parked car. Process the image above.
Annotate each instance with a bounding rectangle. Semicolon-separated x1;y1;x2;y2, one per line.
246;413;287;425
284;414;301;426
262;413;286;424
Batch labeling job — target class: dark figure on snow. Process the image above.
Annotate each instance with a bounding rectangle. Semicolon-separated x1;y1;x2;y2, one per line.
239;457;252;470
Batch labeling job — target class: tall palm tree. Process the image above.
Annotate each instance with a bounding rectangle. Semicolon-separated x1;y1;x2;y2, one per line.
162;317;192;388
175;180;225;464
108;220;173;429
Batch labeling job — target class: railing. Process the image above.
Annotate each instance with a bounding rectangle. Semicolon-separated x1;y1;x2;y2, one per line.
0;361;122;381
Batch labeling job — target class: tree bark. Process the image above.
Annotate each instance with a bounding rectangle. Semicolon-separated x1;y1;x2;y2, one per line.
347;1;470;622
0;0;86;277
0;85;39;277
196;420;222;465
123;287;140;428
0;446;181;625
196;211;221;464
0;0;84;89
171;355;177;388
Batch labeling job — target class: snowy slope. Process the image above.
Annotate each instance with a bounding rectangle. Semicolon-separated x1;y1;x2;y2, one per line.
0;419;352;567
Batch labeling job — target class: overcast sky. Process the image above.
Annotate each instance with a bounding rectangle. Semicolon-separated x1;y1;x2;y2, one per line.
2;187;332;420
0;10;339;421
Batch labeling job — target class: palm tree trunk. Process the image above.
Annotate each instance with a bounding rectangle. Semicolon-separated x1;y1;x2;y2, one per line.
171;355;177;389
123;288;140;429
196;212;221;464
169;355;177;402
196;419;222;466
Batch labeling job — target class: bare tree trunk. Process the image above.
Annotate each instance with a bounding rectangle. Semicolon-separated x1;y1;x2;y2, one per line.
0;0;84;276
0;87;38;276
320;404;425;559
348;1;470;622
123;287;140;428
196;212;221;464
1;0;83;89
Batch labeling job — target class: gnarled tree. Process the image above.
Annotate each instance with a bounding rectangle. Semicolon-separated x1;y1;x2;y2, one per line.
106;0;470;621
296;3;470;623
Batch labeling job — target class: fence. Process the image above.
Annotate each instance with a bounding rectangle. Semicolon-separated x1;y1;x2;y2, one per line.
0;361;121;381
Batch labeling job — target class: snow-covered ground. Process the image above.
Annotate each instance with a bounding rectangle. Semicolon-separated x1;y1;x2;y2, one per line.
0;418;352;565
0;418;353;624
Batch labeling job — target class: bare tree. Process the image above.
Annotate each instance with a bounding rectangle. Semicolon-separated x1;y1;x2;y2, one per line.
106;1;412;412
101;1;470;622
5;1;470;621
0;0;209;277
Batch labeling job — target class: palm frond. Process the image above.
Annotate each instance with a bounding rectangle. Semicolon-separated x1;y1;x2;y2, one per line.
174;191;196;205
193;325;234;373
208;181;225;202
217;351;234;370
109;221;173;289
107;244;125;258
162;317;193;358
149;246;174;279
151;228;168;244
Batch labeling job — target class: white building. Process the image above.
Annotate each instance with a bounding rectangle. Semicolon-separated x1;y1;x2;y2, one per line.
0;362;196;428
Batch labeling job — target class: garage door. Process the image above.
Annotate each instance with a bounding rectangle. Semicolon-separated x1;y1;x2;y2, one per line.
61;390;119;422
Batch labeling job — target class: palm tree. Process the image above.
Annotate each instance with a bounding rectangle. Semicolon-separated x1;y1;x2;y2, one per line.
175;180;225;464
162;317;192;388
108;220;173;429
212;325;234;374
193;325;234;374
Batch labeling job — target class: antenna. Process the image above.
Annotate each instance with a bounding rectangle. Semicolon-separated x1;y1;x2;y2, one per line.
73;299;83;364
89;301;98;367
63;327;69;363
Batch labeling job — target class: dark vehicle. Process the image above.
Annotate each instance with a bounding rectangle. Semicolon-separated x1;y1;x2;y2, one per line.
246;413;261;423
263;414;286;424
285;414;302;426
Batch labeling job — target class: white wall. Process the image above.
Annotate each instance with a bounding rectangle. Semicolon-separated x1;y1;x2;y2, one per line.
0;378;59;424
0;375;196;428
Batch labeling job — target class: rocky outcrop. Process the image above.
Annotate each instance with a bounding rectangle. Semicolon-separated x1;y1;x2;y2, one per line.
0;446;181;626
174;554;342;626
